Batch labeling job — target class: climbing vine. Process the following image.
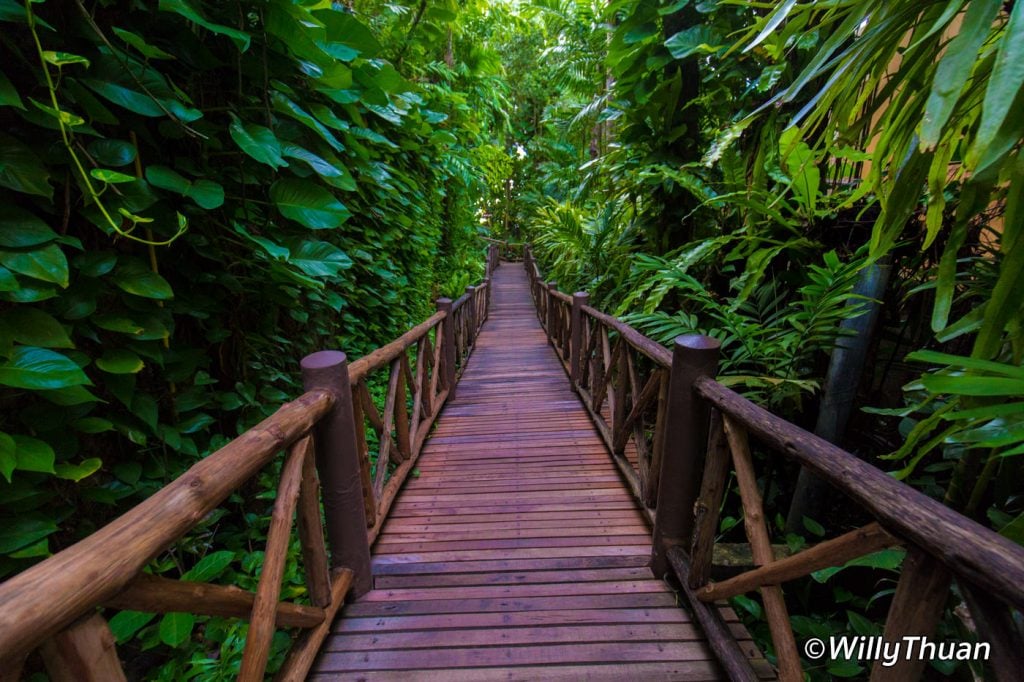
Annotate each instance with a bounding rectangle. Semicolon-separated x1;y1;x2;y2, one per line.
0;0;514;675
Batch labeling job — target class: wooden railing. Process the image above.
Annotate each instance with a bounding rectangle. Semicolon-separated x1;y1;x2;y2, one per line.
0;266;493;681
524;245;1024;682
481;236;526;263
525;247;672;511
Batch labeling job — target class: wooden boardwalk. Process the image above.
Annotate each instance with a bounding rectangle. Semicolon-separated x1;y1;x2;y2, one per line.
311;264;771;680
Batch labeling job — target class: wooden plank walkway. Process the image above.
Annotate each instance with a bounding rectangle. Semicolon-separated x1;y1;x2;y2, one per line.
311;264;772;680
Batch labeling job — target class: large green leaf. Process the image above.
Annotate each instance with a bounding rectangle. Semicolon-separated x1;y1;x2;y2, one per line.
111;261;173;300
80;79;164;117
13;434;56;474
922;375;1024;397
86;139;137;167
112;27;175;60
0;346;90;390
0;68;23;109
920;0;1000;149
0;266;17;292
55;458;102;482
0;244;68;287
315;10;381;58
145;165;224;209
271;92;344;152
74;251;118;278
158;612;195;647
0;206;58;247
282;144;345;180
228;115;287;168
158;0;251;51
96;349;144;374
0;432;14;482
182;550;235;581
0;308;73;348
0;133;52;198
270;179;350;229
0;514;58;554
286;239;353;277
969;0;1024;166
108;611;156;643
665;26;723;60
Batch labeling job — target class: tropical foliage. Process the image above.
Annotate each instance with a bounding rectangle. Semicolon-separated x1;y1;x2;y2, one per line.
2;0;1023;678
0;0;515;675
498;0;1022;677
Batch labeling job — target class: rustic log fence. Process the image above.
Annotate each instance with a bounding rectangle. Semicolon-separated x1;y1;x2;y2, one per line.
481;236;526;263
0;261;495;681
524;244;1024;682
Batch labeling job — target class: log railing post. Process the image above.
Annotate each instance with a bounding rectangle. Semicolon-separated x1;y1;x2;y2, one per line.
870;546;952;682
570;292;589;386
300;351;373;597
545;281;557;338
466;286;478;343
40;613;126;682
651;335;721;578
436;298;456;401
484;276;492;319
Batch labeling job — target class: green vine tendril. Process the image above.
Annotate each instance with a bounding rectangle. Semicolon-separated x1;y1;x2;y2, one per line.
25;0;188;246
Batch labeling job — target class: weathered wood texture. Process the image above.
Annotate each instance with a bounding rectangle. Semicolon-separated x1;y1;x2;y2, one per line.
312;263;773;679
0;390;334;664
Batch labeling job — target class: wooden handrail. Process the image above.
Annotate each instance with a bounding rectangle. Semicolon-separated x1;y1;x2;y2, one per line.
549;288;572;304
523;244;1024;681
0;389;333;664
0;253;495;679
580;304;672;367
348;311;446;385
451;290;472;311
694;376;1024;611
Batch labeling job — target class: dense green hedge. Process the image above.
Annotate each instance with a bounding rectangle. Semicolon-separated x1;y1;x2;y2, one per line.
0;0;496;673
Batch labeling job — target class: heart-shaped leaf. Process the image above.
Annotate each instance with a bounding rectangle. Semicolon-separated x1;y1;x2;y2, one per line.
0;347;90;390
286;239;353;277
270;179;350;229
145;165;224;209
158;612;195;647
13;434;56;474
111;261;173;300
228;115;287;168
87;139;137;167
0;514;58;554
0;244;69;287
0;432;14;482
0;133;52;198
55;458;103;482
96;349;144;374
0;308;73;348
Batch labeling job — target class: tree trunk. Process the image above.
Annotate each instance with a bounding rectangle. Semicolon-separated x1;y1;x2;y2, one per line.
786;259;892;533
